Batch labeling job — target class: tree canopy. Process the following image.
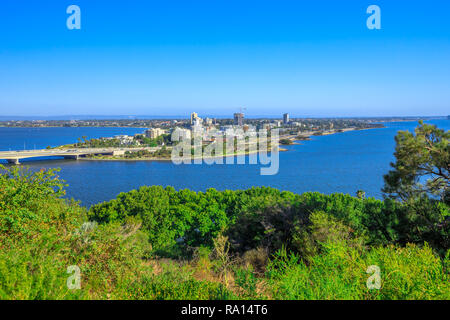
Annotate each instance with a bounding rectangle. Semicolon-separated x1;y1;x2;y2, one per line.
383;121;449;203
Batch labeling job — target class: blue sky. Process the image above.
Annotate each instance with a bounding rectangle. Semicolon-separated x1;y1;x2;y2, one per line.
0;0;449;117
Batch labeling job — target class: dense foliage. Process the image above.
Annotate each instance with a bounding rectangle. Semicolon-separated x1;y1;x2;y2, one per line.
123;147;172;159
1;122;449;300
279;139;293;145
60;134;172;149
1;165;449;300
89;186;449;257
383;120;449;202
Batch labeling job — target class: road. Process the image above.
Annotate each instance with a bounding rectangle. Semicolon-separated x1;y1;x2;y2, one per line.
0;147;161;164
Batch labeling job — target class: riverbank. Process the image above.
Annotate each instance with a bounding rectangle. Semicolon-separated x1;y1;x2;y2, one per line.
80;147;289;162
0;125;383;164
6;120;446;206
76;126;380;162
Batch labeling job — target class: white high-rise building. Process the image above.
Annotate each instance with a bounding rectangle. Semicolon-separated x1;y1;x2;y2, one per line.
190;112;202;125
145;128;165;139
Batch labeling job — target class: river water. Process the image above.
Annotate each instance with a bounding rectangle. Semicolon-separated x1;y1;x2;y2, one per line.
1;120;448;207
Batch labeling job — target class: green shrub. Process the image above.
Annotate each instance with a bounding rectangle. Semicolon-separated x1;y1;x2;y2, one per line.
365;244;450;299
126;269;236;300
267;243;449;300
0;166;148;299
1;165;449;300
234;266;260;299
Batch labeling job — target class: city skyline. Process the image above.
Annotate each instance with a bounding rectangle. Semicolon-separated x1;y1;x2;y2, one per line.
1;113;448;122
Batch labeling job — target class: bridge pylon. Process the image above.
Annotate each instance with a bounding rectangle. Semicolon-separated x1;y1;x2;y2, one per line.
7;159;20;165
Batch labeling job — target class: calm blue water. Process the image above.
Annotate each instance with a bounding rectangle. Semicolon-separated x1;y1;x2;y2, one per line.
0;127;146;151
1;120;448;207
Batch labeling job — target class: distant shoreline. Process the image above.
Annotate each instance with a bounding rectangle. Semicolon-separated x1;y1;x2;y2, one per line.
0;117;445;129
0;125;386;164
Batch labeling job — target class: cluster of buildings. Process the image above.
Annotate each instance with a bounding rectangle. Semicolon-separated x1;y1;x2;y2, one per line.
105;128;169;145
114;135;135;145
190;112;214;127
145;111;296;140
84;111;357;148
104;111;296;146
174;111;295;141
101;129;168;146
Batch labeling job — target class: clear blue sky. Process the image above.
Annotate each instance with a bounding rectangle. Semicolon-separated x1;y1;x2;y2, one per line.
0;0;449;117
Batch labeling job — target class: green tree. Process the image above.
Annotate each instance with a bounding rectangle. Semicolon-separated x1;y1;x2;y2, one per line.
279;139;293;145
356;190;366;199
382;122;449;253
383;121;449;203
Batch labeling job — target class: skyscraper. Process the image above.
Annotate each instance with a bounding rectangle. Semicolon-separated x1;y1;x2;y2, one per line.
234;113;244;126
190;112;199;125
283;113;290;125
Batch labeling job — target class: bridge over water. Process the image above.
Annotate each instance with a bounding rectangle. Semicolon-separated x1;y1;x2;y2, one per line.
0;148;132;164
